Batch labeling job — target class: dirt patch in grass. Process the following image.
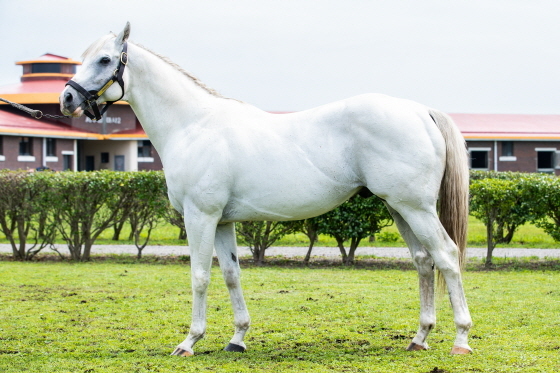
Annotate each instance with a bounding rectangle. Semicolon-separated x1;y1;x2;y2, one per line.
2;252;560;271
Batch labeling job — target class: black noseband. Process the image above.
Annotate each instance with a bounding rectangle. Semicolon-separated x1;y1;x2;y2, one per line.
66;42;128;121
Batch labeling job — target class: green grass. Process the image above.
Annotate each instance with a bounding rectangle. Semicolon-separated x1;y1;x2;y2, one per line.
1;261;559;372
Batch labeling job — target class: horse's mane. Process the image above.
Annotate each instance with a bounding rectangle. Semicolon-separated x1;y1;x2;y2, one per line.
81;33;224;98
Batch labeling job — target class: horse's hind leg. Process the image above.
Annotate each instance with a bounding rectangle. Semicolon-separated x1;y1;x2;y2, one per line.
388;202;472;354
214;222;251;352
385;204;436;351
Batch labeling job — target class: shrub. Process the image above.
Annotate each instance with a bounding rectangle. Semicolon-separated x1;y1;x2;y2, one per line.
314;194;393;265
524;175;560;242
236;221;295;265
0;171;56;260
45;171;138;261
469;177;535;267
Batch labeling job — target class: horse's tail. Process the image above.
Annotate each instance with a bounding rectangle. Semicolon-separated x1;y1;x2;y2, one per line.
429;109;469;276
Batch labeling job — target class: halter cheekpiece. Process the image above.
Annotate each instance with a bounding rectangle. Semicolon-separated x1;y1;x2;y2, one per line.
66;42;128;121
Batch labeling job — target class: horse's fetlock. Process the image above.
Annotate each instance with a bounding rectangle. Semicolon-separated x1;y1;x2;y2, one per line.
236;319;251;332
188;327;206;341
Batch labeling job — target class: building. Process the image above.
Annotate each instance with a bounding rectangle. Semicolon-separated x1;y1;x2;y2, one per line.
1;54;559;175
0;54;162;171
457;114;560;175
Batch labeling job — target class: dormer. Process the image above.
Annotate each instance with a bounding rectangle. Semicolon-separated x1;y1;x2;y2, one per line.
16;54;81;82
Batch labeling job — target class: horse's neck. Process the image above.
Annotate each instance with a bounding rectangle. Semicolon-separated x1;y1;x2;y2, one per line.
124;44;225;154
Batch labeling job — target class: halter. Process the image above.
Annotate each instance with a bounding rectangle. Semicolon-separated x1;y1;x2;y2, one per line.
66;42;128;121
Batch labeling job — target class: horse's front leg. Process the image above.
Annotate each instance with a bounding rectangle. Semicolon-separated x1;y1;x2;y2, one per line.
215;222;250;352
171;211;220;357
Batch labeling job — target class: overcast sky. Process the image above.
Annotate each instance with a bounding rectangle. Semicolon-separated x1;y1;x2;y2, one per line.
0;0;558;114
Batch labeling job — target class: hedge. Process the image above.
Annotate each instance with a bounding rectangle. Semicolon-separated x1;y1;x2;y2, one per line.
1;170;559;263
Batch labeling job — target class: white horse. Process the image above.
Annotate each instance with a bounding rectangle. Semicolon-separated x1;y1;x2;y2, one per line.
60;23;472;356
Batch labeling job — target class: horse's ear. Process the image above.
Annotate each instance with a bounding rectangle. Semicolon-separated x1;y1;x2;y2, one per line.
116;22;131;45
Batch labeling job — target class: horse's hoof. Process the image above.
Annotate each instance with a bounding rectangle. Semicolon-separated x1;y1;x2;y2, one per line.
171;347;194;357
450;345;472;355
406;342;427;351
224;343;246;352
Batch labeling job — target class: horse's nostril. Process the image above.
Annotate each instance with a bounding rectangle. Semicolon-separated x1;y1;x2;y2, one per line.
64;92;73;103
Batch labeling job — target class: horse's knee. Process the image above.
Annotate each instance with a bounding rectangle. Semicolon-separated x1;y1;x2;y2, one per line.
192;270;211;293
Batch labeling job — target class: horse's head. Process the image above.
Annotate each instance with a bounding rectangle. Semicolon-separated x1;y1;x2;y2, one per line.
60;22;131;120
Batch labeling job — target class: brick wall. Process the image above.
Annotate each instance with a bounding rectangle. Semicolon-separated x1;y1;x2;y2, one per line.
467;140;560;175
0;136;75;171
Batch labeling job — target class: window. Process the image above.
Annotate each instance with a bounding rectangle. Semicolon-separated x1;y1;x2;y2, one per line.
46;138;56;156
499;141;516;162
138;140;152;157
537;151;555;171
31;63;61;73
101;152;109;163
470;150;489;169
63;155;72;171
114;155;125;171
85;156;95;171
19;137;33;155
502;141;514;156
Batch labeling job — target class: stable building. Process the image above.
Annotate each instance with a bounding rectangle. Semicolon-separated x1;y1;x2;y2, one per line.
457;114;560;175
0;53;162;171
1;53;559;175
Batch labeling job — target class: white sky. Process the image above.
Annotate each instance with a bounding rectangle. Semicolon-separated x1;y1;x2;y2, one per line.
0;0;558;114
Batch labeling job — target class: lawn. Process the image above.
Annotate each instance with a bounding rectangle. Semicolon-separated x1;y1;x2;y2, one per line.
1;261;559;372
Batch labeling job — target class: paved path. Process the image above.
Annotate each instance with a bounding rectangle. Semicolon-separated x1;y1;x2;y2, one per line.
1;244;559;259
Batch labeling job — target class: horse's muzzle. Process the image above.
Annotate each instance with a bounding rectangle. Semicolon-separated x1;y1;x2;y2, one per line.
59;86;84;117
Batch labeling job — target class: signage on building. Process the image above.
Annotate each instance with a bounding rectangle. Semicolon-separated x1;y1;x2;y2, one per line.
85;116;122;124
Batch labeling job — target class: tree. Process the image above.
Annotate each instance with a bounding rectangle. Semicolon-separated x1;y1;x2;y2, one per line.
314;194;393;265
46;171;135;261
525;175;560;242
236;221;295;265
163;203;187;240
469;178;534;267
0;171;56;260
286;219;319;265
125;171;168;259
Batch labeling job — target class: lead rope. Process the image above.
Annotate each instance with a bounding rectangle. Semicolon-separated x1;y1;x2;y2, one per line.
0;97;72;120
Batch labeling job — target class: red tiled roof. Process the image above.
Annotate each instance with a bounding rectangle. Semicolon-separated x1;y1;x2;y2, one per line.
0;110;101;139
28;54;74;62
450;113;560;140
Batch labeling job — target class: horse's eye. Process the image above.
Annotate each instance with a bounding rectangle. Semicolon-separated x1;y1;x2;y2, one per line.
100;56;111;65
